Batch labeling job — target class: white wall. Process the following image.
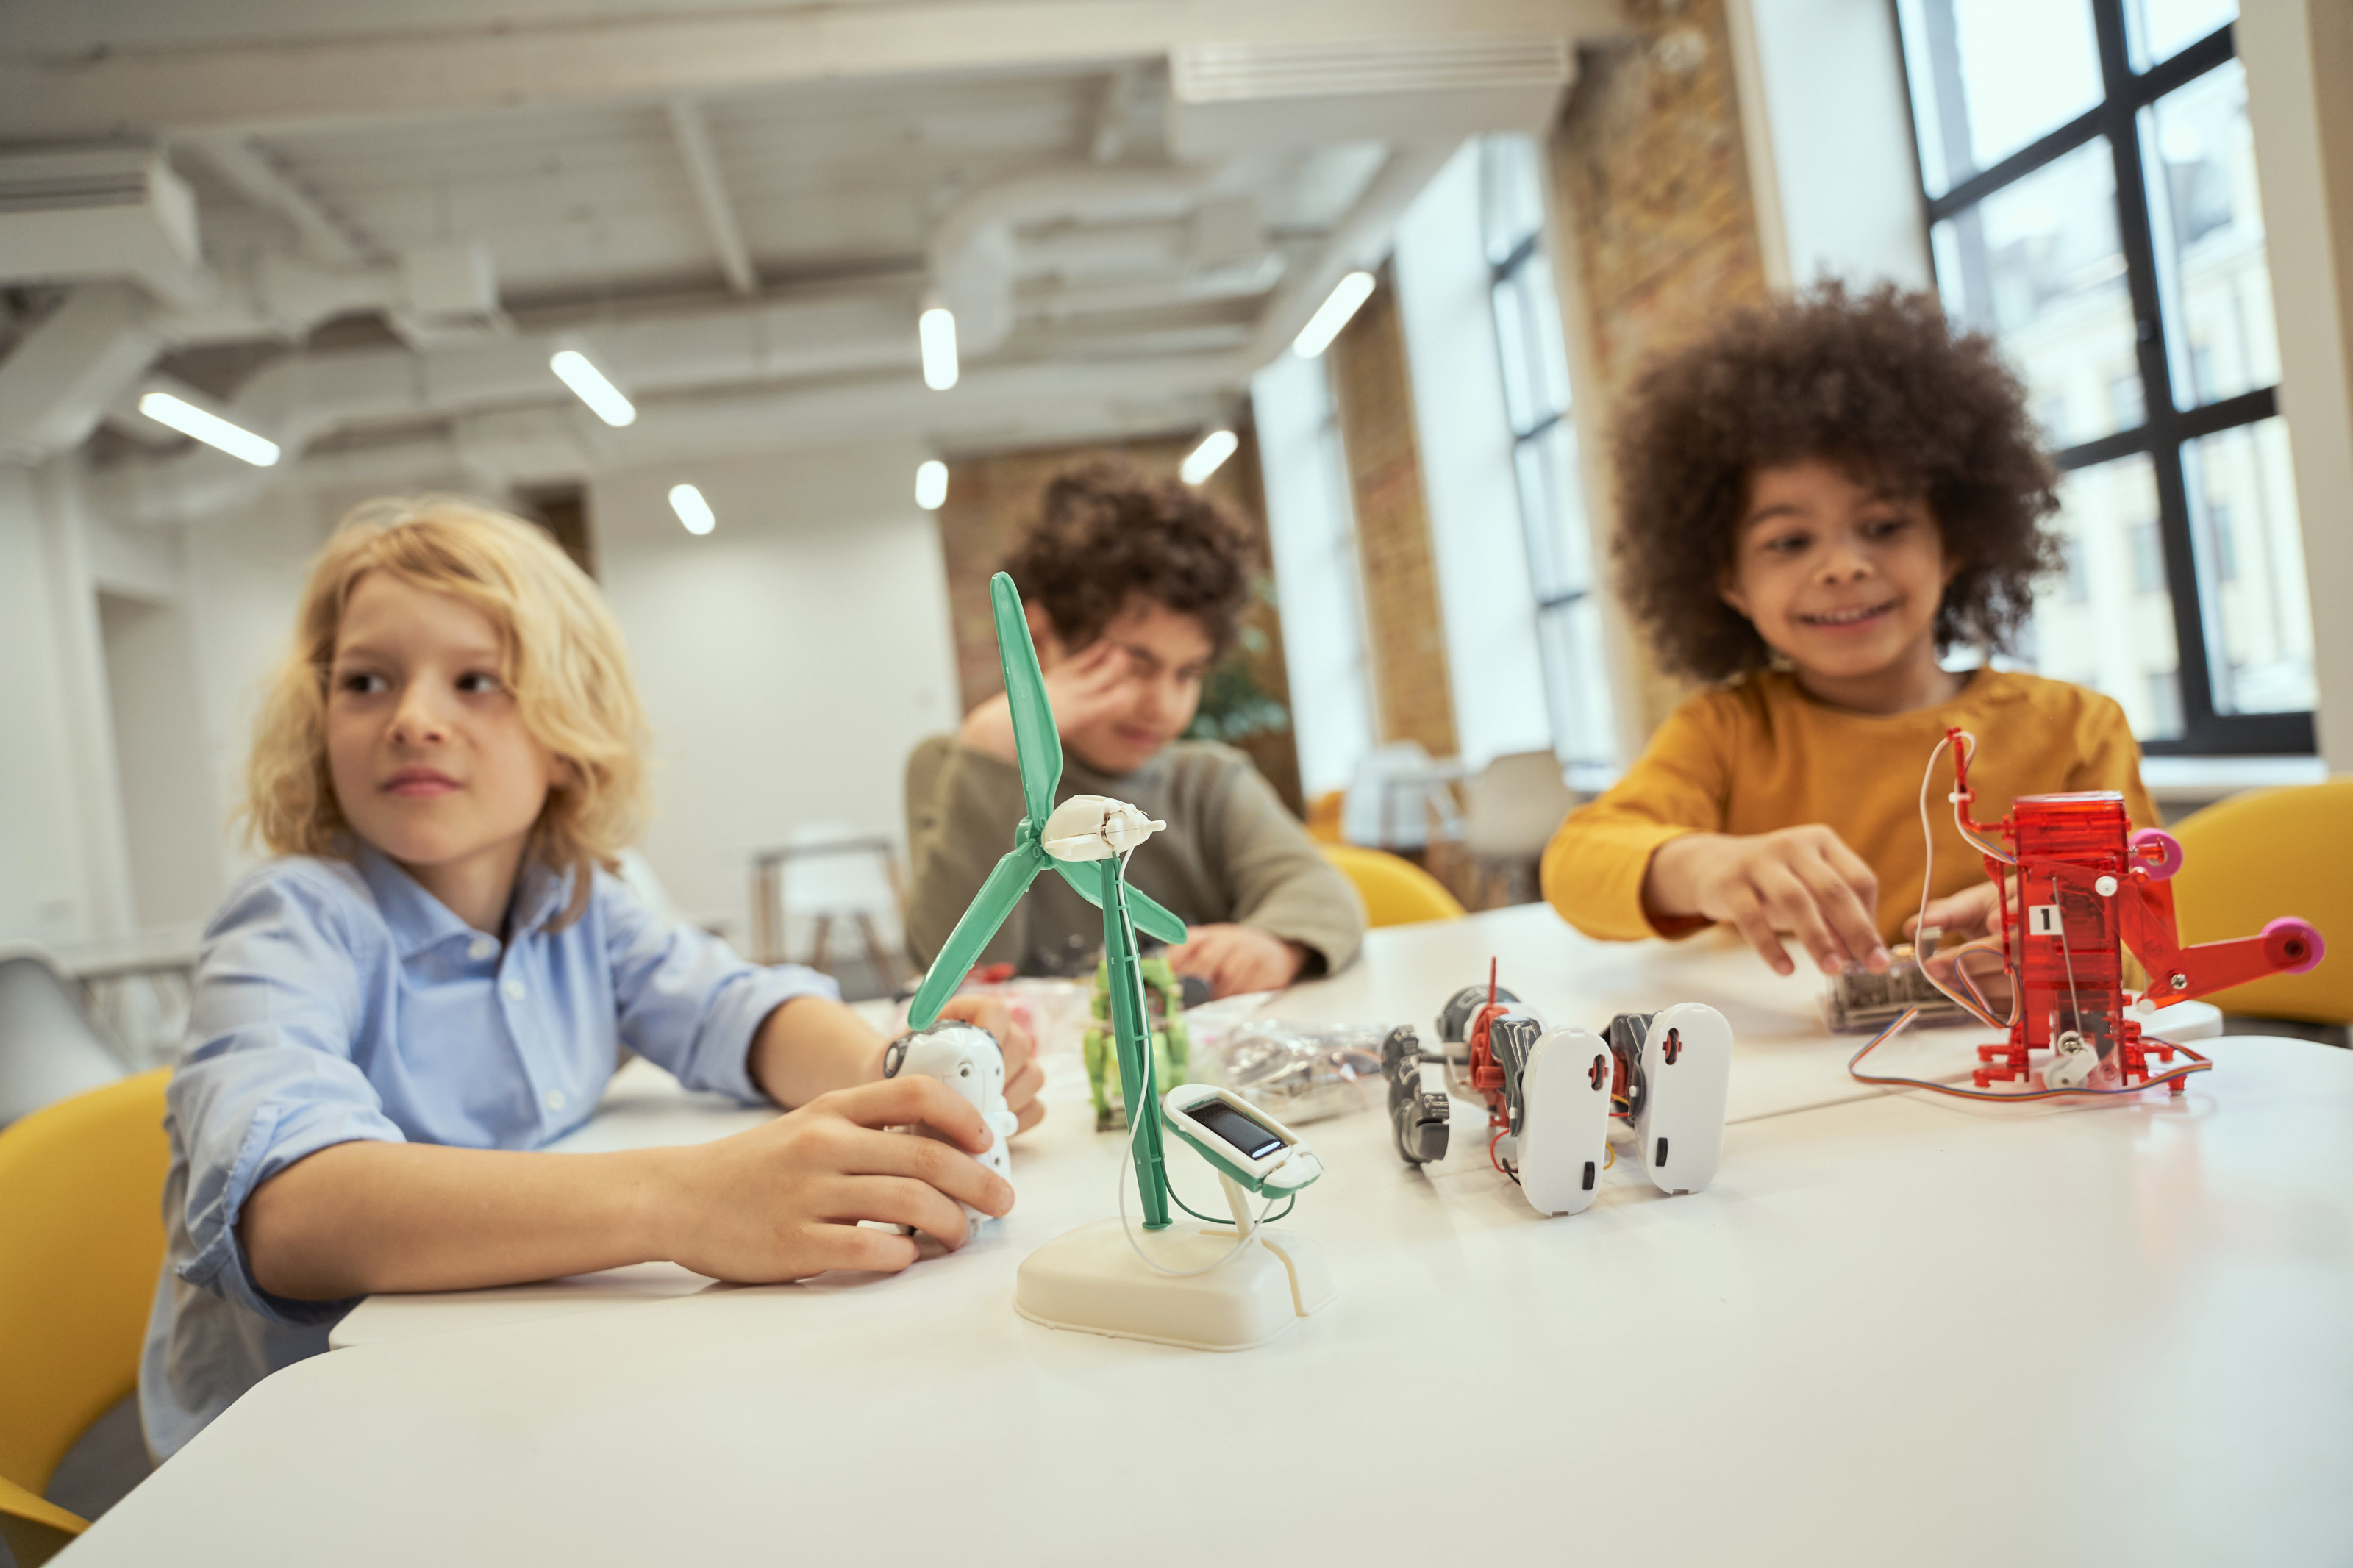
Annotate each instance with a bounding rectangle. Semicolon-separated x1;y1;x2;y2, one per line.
591;441;961;937
0;466;112;945
1252;350;1376;798
101;591;224;927
1727;0;1935;293
2241;0;2353;772
1391;139;1555;770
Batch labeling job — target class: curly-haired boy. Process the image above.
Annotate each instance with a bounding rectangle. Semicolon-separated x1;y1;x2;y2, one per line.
1543;284;2155;977
906;462;1364;996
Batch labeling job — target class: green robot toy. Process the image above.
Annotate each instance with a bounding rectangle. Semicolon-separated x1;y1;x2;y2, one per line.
1083;955;1191;1131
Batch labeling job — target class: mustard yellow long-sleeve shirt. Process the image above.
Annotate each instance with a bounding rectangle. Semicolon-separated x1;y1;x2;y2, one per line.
1541;669;2157;944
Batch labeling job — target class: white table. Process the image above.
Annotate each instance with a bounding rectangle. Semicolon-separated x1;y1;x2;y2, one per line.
69;917;2353;1567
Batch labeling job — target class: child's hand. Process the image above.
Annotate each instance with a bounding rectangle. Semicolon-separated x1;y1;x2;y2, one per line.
1166;923;1306;998
1908;878;2007;944
958;640;1138;762
660;1076;1013;1281
1645;827;1890;978
932;994;1045;1133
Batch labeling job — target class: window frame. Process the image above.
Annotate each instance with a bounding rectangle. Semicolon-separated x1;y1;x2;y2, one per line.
1482;143;1615;769
1894;2;2312;756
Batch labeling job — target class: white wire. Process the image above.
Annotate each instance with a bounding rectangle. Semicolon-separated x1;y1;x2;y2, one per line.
1106;843;1278;1279
1915;732;2002;1028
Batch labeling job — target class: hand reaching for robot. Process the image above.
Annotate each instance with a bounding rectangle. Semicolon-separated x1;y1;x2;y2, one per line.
1165;923;1307;998
932;994;1045;1133
656;1075;1013;1282
1645;826;1890;978
1908;876;2012;944
957;639;1138;762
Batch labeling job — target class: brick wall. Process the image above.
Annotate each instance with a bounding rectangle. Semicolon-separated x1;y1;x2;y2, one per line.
929;429;1305;814
1551;0;1770;735
1327;266;1460;761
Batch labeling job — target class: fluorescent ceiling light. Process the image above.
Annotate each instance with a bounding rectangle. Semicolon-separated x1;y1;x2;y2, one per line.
1179;429;1238;486
550;349;637;426
668;483;715;536
919;306;959;391
136;392;279;467
915;459;949;511
1290;270;1376;359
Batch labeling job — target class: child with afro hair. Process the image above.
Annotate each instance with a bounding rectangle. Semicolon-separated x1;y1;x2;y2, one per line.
1542;283;2154;978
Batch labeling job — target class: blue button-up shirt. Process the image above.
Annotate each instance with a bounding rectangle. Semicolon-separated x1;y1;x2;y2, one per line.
139;847;835;1458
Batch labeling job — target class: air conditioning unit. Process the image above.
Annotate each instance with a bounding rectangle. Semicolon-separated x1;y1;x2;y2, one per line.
0;147;207;303
1168;35;1573;157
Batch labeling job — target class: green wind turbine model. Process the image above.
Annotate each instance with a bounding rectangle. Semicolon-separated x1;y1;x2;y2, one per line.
907;571;1193;1228
911;573;1335;1349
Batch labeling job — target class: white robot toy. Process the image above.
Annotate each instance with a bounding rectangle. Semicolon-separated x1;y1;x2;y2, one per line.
883;1019;1020;1225
1384;967;1733;1217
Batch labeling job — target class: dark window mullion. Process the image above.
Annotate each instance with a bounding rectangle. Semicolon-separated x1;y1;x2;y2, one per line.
1926;105;2105;222
2093;0;2222;744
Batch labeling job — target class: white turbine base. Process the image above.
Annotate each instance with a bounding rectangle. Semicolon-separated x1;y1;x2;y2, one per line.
1013;1219;1334;1350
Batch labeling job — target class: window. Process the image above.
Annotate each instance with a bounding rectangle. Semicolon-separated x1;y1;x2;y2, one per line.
1896;0;2314;753
1479;137;1616;770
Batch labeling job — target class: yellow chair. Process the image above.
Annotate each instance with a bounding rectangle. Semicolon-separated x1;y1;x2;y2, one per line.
1303;790;1346;846
0;1069;171;1567
2168;778;2352;1024
1321;843;1467;928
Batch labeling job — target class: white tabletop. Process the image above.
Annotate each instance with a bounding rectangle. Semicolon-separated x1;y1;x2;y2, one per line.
71;922;2353;1567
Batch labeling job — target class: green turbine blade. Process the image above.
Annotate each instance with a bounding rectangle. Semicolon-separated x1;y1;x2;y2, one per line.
1049;858;1189;946
909;845;1049;1027
992;572;1062;830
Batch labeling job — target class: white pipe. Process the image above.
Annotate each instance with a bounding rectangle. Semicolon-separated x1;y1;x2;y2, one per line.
929;164;1218;356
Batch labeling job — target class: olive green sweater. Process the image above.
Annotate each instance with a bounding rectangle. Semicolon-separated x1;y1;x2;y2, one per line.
904;737;1365;979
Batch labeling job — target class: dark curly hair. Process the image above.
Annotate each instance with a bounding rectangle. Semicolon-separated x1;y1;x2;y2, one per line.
1611;282;2063;681
1004;461;1253;654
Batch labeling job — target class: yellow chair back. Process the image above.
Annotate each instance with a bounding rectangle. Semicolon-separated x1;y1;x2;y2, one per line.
1303;790;1346;846
2168;778;2352;1025
0;1068;171;1564
1321;844;1466;928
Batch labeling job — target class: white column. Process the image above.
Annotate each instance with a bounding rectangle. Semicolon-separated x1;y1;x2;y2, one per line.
2240;0;2353;771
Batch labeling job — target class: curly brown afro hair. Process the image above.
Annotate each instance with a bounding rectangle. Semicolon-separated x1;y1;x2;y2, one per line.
1610;282;2063;682
1004;461;1254;655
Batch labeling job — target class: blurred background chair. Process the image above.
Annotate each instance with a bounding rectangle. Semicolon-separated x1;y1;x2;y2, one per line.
749;826;909;1001
2168;777;2351;1038
1339;742;1463;853
1459;750;1578;909
1319;844;1465;928
0;953;127;1131
0;1069;171;1566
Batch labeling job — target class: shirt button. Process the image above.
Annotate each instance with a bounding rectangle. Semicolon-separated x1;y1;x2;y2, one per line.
504;979;526;1000
544;1089;567;1112
468;936;496;961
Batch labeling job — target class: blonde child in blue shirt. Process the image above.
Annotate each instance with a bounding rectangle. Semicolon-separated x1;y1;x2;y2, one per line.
142;497;1035;1458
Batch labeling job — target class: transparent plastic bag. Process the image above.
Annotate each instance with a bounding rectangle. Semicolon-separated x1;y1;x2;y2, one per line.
1203;1020;1388;1125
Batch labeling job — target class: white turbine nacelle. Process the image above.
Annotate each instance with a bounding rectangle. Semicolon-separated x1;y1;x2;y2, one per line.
1041;795;1165;862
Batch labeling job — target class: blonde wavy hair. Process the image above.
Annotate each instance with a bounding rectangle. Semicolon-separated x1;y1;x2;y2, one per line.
244;495;649;927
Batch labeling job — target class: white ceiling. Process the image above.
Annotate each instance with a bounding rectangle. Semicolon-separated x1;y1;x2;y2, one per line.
0;0;1618;515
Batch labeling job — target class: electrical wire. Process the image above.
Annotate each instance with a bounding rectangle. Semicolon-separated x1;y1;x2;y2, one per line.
1846;1006;2213;1101
1914;733;2006;1031
1110;841;1295;1276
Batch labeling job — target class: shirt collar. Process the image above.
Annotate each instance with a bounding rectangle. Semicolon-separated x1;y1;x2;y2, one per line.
354;845;576;958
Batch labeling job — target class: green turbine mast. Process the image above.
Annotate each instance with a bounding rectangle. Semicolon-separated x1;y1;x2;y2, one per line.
907;572;1190;1228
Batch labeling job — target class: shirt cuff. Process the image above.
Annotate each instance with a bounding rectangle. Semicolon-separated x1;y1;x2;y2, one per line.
177;1095;404;1326
691;963;843;1104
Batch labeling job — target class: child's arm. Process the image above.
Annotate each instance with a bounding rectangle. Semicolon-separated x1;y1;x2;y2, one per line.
1165;754;1363;996
1542;695;1886;975
1644;828;1888;977
240;1073;1010;1300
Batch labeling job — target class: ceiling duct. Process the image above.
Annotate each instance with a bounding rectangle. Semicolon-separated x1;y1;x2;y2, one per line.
0;146;208;304
1166;35;1571;155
